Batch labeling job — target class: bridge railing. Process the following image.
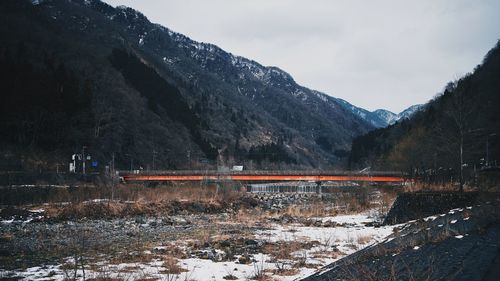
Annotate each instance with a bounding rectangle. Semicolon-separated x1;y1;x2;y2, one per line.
117;170;406;177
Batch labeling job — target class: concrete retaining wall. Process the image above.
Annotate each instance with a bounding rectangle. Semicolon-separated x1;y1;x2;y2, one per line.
383;191;479;225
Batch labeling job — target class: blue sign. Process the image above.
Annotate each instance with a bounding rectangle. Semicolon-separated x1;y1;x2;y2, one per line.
91;161;98;167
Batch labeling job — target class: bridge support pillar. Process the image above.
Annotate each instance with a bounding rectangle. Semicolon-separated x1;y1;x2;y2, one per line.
316;181;322;194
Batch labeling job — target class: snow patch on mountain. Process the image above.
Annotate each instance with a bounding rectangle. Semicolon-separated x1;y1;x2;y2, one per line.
335;99;424;128
373;109;398;125
398;104;423;120
98;0;376;130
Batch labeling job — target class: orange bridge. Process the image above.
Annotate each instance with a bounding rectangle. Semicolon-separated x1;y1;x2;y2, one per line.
118;170;406;183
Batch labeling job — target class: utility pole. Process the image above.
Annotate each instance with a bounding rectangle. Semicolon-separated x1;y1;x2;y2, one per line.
152;149;157;171
487;133;497;167
460;136;463;191
125;153;133;171
111;153;115;175
82;146;87;174
111;152;115;201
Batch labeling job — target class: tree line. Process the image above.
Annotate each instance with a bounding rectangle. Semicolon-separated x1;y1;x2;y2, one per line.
349;41;500;190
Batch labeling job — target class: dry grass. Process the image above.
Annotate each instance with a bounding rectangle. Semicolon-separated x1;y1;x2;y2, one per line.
403;182;477;193
262;240;318;265
278;188;389;218
50;182;242;219
111;183;244;205
5;182;245;214
357;234;373;245
108;251;153;265
161;256;187;275
128;184;215;203
378;191;397;216
266;267;300;276
231;207;267;226
86;277;123;281
310;249;343;259
154;244;188;260
43;187;244;220
44;201;164;220
281;202;339;218
188;227;217;248
0;232;14;242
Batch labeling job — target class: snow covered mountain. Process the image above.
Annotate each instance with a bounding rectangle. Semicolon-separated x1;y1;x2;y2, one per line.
397;104;424;121
371;109;398;126
334;98;424;128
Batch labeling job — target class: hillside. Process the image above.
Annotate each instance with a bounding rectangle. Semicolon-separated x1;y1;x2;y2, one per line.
303;196;500;281
349;41;500;181
0;0;375;172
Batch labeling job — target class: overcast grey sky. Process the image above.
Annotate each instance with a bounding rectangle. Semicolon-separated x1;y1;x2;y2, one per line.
104;0;500;113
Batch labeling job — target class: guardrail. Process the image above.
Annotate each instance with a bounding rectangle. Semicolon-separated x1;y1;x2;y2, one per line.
117;170;405;176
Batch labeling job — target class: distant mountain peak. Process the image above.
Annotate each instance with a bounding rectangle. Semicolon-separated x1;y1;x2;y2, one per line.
372;109;398;126
397;104;424;120
334;100;424;128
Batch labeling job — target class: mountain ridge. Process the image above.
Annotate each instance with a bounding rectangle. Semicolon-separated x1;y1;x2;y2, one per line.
0;0;377;170
349;39;500;173
334;98;423;128
99;0;410;129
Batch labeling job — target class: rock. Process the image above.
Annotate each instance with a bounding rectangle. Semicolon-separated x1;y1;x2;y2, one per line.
238;255;251;264
323;220;338;228
169;216;190;225
153;246;168;254
244;239;258;246
279;214;295;224
212;250;225;262
313;220;323;227
219;240;231;248
207;250;215;260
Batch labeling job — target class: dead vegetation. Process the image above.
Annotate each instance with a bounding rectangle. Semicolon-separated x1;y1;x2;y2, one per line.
310;248;343;259
403;182;478;193
1;183;403;281
37;183;250;220
1;181;245;205
356;234;373;245
161;257;187;275
3;182;400;223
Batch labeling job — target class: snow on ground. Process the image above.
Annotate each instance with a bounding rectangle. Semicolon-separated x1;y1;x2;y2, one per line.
253;212;396;280
257;213;394;250
1;212;397;281
179;254;272;281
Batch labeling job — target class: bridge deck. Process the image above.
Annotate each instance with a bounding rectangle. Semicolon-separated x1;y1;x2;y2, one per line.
118;170;406;182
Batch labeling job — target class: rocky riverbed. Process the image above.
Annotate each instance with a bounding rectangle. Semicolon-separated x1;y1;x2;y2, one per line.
0;189;397;281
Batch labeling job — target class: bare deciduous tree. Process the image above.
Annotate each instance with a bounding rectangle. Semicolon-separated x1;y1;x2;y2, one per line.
444;77;475;191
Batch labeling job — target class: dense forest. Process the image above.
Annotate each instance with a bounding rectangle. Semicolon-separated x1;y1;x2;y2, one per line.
0;0;374;172
0;45;94;170
349;41;500;187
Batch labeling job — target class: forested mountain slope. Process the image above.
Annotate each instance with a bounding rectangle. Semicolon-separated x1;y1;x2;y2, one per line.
0;0;374;171
350;41;500;178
